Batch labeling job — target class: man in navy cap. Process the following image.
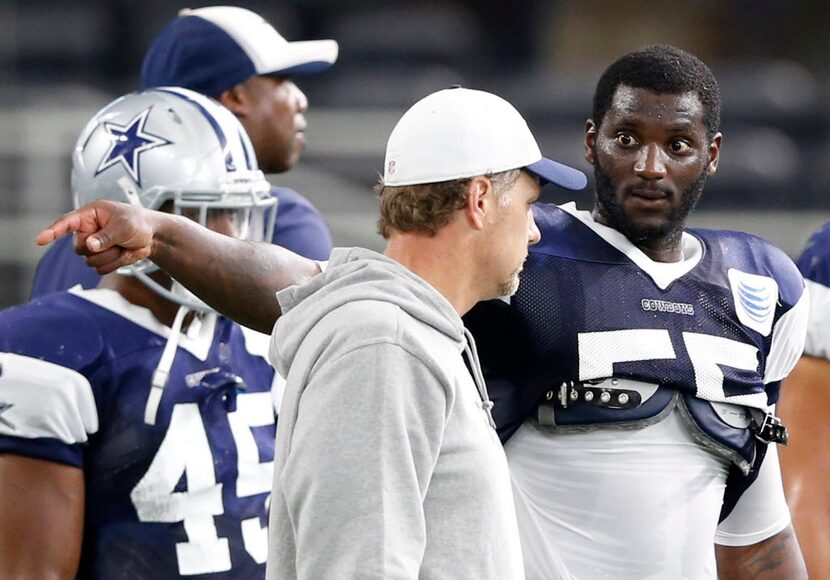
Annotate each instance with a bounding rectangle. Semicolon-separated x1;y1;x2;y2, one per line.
31;6;338;297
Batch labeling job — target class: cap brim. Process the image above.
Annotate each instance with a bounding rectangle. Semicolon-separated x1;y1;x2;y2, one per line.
526;158;587;191
258;39;339;77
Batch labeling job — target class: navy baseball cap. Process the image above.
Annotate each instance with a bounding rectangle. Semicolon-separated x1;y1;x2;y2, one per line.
141;6;339;97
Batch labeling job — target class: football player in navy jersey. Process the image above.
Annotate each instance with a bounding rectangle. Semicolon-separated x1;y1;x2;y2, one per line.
0;89;281;579
31;6;338;299
462;45;809;579
779;222;830;578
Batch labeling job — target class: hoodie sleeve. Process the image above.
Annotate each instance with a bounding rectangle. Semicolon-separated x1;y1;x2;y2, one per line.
281;340;450;579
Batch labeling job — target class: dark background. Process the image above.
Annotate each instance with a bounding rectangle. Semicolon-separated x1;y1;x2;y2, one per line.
2;0;829;307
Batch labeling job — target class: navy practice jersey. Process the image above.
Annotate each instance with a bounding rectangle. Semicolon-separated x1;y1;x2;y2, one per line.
30;185;332;299
466;203;808;442
0;287;278;579
796;220;830;359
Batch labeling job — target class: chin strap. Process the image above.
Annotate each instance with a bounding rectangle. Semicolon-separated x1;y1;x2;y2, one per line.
144;305;190;425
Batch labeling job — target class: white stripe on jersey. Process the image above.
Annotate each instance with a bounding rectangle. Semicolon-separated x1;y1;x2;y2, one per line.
239;325;271;360
239;325;284;414
803;279;830;359
0;352;98;443
766;289;809;383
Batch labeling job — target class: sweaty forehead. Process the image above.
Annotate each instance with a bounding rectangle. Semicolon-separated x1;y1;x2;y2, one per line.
607;85;703;125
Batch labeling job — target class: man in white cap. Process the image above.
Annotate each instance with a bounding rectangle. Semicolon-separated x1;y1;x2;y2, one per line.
38;86;587;578
31;6;338;297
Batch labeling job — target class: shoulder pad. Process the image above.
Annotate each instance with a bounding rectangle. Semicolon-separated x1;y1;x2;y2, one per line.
530;203;630;264
0;293;107;372
691;228;804;310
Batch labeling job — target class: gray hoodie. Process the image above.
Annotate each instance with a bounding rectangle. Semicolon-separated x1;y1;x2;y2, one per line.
265;247;524;579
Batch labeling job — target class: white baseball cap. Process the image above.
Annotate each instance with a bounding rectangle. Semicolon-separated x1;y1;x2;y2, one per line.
383;87;587;189
141;6;338;97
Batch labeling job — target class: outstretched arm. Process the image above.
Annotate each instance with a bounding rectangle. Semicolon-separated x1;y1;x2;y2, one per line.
37;200;320;333
715;525;806;580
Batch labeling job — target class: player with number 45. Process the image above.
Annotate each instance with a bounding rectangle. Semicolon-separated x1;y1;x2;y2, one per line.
0;89;279;579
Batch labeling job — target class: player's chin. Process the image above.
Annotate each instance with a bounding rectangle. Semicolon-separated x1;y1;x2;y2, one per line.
623;205;674;230
625;216;677;243
623;195;673;215
287;141;304;166
498;270;523;298
294;132;306;151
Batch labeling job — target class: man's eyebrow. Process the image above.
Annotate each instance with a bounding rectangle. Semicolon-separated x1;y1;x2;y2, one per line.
607;116;700;132
666;120;699;131
606;116;644;127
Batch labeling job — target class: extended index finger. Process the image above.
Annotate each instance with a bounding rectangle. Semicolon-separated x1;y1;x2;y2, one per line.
35;211;85;246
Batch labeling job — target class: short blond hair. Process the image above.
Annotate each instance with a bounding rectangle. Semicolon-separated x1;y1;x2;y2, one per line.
375;169;521;239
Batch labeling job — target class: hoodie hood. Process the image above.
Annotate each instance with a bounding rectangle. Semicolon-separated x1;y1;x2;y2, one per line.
270;247;465;375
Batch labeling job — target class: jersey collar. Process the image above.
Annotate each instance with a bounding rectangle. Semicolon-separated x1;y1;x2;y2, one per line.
559;202;703;290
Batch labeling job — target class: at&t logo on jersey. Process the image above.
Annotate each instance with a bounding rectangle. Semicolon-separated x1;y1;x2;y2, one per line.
728;268;779;337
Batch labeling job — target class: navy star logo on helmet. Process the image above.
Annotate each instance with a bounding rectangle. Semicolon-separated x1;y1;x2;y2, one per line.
95;107;172;187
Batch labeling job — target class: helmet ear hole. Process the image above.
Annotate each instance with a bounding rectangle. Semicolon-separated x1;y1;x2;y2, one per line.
72;86;277;311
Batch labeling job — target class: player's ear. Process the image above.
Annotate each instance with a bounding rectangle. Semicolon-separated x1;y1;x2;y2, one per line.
217;85;247;116
706;132;722;176
465;175;491;231
585;120;598;166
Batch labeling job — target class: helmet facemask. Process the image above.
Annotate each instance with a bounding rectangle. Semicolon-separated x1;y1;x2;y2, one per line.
120;173;277;312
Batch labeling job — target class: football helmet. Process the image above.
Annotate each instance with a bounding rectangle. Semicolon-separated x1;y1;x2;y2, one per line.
71;87;276;311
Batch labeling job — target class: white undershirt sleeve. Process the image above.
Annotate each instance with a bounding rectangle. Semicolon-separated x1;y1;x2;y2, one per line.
715;442;790;546
803;279;830;359
765;290;809;383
